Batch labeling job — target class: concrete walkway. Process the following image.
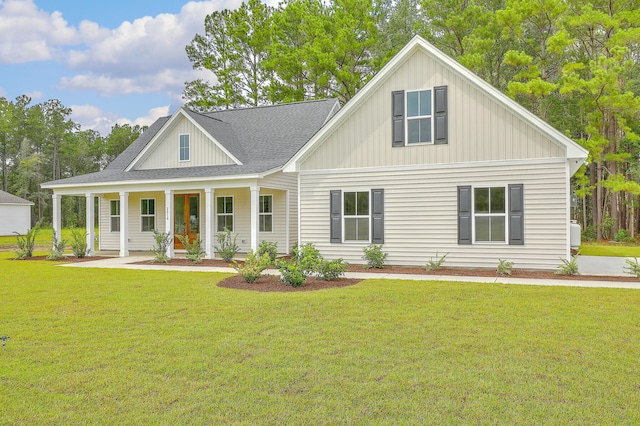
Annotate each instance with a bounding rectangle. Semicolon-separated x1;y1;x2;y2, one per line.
61;255;640;290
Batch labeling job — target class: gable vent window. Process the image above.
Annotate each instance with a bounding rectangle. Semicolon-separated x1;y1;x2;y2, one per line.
179;134;190;162
392;86;447;147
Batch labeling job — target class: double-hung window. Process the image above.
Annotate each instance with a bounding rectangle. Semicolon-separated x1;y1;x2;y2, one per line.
217;196;233;231
473;187;506;242
179;134;190;162
344;191;370;241
110;200;120;232
141;199;155;232
259;195;273;232
406;89;432;144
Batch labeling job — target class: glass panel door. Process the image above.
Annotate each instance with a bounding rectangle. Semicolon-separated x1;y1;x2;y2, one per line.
174;194;199;249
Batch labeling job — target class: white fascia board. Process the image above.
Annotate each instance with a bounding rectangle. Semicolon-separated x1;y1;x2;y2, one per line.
125;108;242;171
283;35;588;173
42;172;267;194
0;202;34;206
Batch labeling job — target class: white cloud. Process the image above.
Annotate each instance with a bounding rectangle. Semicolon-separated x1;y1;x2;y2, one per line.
0;0;82;63
24;90;45;100
71;104;171;136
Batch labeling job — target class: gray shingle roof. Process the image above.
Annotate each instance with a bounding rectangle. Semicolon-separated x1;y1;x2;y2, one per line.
0;190;33;205
44;98;339;187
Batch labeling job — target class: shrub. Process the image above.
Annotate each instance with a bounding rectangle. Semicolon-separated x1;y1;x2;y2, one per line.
556;256;579;275
176;234;205;264
70;228;89;258
582;225;597;242
278;259;307;287
13;221;41;259
151;230;172;263
614;229;628;242
425;252;448;272
46;229;67;260
316;258;348;281
232;250;271;283
296;243;322;275
497;259;514;276
257;240;278;264
214;228;238;262
624;258;640;278
600;216;615;240
362;244;387;269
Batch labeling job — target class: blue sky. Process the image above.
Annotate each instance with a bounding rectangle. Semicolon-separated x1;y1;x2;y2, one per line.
0;0;270;135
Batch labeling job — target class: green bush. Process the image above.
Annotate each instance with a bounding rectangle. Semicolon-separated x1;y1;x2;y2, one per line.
214;228;238;262
257;240;278;264
13;221;41;259
613;229;635;243
278;259;307;287
497;259;514;276
582;225;597;242
362;244;387;269
623;258;640;278
316;258;348;281
232;250;271;283
70;228;89;258
600;216;615;240
176;234;205;264
296;243;322;275
425;252;448;271
556;256;579;275
46;229;67;260
151;230;172;263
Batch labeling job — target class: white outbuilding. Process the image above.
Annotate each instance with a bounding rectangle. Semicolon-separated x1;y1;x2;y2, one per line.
0;190;33;236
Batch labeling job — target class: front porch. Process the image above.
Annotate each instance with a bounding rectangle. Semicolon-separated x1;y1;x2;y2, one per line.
51;181;295;259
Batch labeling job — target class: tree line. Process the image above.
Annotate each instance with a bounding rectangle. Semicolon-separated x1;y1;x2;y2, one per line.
0;95;143;227
184;0;640;240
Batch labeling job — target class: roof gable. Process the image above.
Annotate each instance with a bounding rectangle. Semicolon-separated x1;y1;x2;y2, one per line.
126;108;243;171
0;190;33;205
284;36;588;175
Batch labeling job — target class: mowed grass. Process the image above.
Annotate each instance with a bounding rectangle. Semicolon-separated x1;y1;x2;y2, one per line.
0;228;86;249
579;242;640;257
1;252;639;424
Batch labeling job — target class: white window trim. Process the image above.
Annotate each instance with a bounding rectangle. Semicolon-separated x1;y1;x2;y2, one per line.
140;198;156;233
109;199;120;233
259;194;273;233
405;89;434;146
216;195;234;232
179;133;190;162
472;185;508;244
342;190;371;243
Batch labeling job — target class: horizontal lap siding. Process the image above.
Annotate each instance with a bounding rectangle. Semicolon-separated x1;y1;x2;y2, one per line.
259;172;297;254
300;161;568;270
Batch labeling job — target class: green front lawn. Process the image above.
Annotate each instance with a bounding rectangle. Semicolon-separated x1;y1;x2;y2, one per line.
579;242;640;257
0;228;95;249
1;252;638;424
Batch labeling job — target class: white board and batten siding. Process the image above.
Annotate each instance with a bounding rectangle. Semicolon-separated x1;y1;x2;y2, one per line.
300;161;568;270
135;116;235;170
300;50;566;172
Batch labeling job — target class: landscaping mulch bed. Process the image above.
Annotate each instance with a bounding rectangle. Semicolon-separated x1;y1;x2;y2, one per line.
217;274;362;292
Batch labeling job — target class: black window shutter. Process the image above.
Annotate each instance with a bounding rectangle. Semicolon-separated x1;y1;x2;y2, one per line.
392;90;405;147
434;86;448;145
509;184;524;245
371;189;384;244
330;190;342;243
458;185;472;244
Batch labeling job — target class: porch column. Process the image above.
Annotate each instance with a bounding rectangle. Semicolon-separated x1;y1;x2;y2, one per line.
119;191;129;257
285;189;290;255
85;192;95;256
250;186;260;252
165;190;174;258
204;187;214;259
52;193;61;248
